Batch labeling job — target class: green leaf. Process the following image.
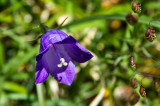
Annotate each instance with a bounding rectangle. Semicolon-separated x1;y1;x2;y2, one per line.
142;47;152;58
3;45;39;75
7;93;35;100
3;81;27;93
144;2;160;9
11;73;29;80
0;38;4;69
62;14;160;30
114;56;123;66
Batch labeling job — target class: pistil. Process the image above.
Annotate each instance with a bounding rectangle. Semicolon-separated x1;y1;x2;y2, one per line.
53;45;68;68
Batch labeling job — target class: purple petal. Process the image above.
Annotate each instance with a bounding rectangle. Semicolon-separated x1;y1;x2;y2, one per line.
41;45;71;72
36;46;50;61
39;44;75;85
66;43;93;63
35;60;49;84
40;30;68;52
53;61;75;86
56;35;77;44
58;36;93;63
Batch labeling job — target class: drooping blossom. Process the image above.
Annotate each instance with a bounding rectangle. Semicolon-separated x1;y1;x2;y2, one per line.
35;29;93;86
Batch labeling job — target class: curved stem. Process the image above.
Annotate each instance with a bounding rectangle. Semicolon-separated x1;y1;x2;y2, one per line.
36;84;45;106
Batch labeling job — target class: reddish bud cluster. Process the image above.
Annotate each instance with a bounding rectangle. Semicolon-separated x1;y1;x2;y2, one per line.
139;85;146;97
145;27;156;42
132;1;141;13
129;56;136;69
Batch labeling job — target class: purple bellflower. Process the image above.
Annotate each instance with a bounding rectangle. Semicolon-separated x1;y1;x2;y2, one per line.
35;29;93;86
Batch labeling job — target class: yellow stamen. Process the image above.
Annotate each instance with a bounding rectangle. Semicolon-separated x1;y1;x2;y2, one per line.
58;64;62;67
63;62;68;66
57;58;68;68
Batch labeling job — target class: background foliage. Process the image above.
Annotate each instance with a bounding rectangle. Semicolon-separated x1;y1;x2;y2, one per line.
1;0;160;105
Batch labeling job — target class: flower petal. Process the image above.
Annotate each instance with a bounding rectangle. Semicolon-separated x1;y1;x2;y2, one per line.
37;31;71;61
56;35;77;44
36;46;50;61
58;36;93;63
40;30;68;51
39;44;74;85
67;43;93;63
53;61;75;86
35;60;49;84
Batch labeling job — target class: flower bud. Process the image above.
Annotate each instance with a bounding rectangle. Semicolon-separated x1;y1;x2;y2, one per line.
129;91;140;105
145;27;156;42
125;13;138;25
131;78;138;89
132;1;141;13
139;85;146;97
129;56;136;69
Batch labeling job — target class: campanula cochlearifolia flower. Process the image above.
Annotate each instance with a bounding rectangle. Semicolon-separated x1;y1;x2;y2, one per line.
35;29;93;86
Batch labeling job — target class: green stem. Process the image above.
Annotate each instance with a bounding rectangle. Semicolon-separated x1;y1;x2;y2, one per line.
62;14;160;29
36;84;45;106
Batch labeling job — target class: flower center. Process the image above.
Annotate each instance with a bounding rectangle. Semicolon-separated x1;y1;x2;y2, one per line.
53;44;68;68
57;58;68;67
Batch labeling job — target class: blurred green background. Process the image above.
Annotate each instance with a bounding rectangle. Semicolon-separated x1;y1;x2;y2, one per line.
1;0;160;106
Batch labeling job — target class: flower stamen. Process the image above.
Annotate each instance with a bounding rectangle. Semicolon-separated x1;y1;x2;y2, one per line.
57;58;68;67
53;45;68;68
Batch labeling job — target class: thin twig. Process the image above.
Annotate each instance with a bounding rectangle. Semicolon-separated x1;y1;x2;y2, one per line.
89;87;105;106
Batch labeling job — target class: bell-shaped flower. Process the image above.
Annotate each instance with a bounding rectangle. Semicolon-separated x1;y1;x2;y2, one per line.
35;29;93;86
